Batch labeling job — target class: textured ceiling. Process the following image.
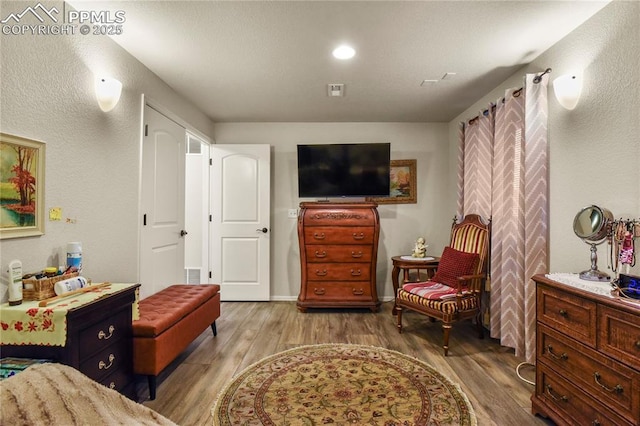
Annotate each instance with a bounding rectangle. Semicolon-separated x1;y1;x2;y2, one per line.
71;1;610;123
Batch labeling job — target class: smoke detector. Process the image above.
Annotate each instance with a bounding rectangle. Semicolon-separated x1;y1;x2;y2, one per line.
328;83;345;97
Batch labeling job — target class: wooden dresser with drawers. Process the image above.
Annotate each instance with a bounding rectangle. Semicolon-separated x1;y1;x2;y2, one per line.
532;274;640;426
297;202;380;312
1;284;139;399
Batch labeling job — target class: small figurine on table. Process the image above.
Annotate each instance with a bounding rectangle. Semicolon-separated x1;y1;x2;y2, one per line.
412;237;428;258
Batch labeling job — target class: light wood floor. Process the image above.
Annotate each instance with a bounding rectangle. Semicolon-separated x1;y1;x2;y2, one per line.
137;301;553;426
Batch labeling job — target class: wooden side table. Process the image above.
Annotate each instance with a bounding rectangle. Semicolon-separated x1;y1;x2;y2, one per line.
391;255;440;315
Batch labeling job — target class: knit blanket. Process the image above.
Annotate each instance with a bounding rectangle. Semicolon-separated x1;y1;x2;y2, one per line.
0;363;176;426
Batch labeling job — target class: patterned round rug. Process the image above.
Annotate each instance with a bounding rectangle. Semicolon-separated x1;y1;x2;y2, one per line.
211;344;476;426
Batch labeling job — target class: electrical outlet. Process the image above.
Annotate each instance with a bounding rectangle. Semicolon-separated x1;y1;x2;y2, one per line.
287;209;298;219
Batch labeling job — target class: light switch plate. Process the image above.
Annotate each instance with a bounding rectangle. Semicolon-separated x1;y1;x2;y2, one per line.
287;209;298;219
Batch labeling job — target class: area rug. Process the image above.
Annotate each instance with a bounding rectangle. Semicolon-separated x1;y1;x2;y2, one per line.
211;344;476;426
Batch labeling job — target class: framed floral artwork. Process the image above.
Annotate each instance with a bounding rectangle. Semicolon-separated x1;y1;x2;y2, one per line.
367;159;417;204
0;133;46;239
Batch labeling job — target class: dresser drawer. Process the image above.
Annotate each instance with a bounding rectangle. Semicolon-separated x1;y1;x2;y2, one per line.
79;338;129;382
96;366;132;392
598;305;640;367
306;263;371;281
536;364;633;426
305;245;372;263
79;310;130;359
302;208;376;226
538;284;597;347
538;323;639;420
304;226;374;244
305;282;373;301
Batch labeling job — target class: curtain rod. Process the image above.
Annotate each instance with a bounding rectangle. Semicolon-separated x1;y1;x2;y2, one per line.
533;68;552;84
467;88;523;125
465;67;550;126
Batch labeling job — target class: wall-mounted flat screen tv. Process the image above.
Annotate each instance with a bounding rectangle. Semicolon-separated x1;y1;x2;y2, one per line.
297;143;390;198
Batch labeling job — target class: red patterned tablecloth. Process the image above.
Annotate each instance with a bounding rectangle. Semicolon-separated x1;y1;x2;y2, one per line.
0;283;139;347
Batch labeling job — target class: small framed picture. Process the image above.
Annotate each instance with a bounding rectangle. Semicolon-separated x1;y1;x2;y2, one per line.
367;159;417;204
1;133;46;239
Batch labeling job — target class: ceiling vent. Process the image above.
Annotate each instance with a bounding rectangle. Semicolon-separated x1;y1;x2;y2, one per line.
328;83;345;97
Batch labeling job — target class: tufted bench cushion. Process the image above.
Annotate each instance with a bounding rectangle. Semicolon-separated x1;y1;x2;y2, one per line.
133;285;220;338
132;284;220;400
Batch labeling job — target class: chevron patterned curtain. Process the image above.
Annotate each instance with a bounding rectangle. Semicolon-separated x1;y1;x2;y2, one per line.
457;73;549;364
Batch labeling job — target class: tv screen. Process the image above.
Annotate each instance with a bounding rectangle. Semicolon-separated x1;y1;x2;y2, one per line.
297;143;390;198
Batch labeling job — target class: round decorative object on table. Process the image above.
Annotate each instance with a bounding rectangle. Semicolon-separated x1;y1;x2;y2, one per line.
212;344;476;426
400;255;436;261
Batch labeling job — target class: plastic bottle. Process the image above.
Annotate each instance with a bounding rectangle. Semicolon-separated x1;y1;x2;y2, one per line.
66;242;82;272
8;260;23;306
54;276;89;295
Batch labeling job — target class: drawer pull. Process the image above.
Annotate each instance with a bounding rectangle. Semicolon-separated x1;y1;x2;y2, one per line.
546;345;568;361
108;382;116;389
559;309;568;317
314;288;325;295
593;372;623;394
98;325;115;340
352;232;365;240
592;421;601;426
315;269;327;276
351;251;363;258
545;384;568;402
352;288;364;296
313;232;326;240
635;340;640;349
99;354;115;370
314;250;327;258
351;269;362;276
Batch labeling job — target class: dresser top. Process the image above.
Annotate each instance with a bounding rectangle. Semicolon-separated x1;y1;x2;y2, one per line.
300;201;378;209
534;273;640;315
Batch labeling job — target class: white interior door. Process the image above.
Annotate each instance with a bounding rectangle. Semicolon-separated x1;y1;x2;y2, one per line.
210;145;270;301
140;105;186;299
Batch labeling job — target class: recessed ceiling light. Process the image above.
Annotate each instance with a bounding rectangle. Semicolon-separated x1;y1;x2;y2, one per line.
332;45;355;60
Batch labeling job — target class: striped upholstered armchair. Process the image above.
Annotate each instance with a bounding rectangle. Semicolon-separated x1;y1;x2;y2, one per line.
394;214;491;355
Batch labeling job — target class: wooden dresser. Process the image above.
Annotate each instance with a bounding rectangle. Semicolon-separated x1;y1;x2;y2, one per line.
532;274;640;426
1;284;139;399
297;202;380;312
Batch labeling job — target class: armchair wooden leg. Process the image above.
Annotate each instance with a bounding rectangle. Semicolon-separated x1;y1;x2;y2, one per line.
442;323;452;356
395;306;403;333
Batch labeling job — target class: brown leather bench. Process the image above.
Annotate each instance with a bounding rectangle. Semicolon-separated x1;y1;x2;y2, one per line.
132;284;220;400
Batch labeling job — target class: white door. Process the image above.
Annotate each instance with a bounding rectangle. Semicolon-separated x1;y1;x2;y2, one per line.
210;145;270;301
140;105;186;299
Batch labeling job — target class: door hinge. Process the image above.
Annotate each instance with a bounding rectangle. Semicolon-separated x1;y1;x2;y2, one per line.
144;124;148;136
209;271;212;279
209;214;212;222
209;158;212;166
143;214;146;226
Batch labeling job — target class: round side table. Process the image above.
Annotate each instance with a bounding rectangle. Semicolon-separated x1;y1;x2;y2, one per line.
391;255;440;315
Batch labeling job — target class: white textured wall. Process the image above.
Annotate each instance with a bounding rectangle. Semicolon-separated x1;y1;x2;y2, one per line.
0;1;213;300
448;1;640;277
213;122;450;300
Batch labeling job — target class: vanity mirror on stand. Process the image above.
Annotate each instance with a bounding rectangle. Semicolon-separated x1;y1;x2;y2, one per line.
573;205;613;282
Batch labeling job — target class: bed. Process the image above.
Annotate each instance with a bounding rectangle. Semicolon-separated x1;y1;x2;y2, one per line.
0;363;176;425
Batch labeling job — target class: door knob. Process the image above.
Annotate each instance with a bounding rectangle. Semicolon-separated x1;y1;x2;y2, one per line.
180;230;188;236
256;227;268;233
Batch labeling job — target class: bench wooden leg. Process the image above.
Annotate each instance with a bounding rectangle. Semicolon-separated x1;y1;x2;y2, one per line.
148;375;157;400
211;321;217;336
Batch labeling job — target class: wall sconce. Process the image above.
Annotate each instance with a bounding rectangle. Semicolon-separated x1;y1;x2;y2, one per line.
95;77;122;112
552;73;582;110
